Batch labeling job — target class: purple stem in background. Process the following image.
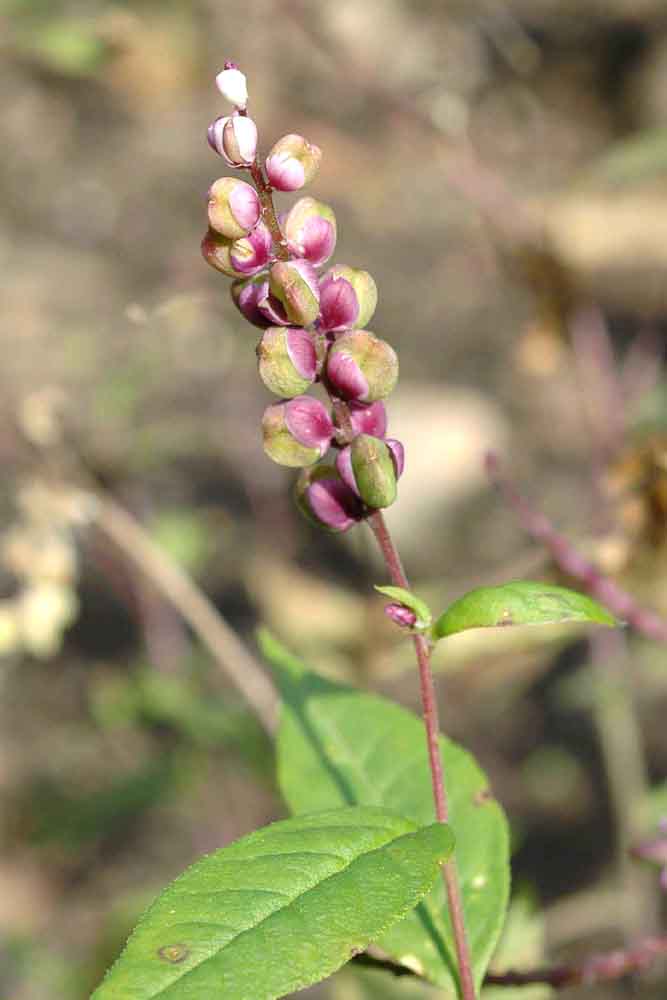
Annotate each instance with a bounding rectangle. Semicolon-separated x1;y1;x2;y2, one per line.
484;934;667;988
485;452;667;643
357;932;667;988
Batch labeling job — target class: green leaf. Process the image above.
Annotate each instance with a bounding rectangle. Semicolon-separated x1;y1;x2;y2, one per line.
374;586;432;628
432;580;617;640
92;806;453;1000
261;630;510;995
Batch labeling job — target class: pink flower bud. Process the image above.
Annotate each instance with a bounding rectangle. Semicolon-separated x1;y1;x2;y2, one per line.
326;330;399;402
283;197;337;266
262;396;333;467
231;275;293;326
257;327;324;398
269;259;320;327
201;229;234;276
384;603;418;629
215;67;248;109
256;283;291;325
347;401;388;439
230;221;272;274
230;275;272;328
208;115;258;167
265;134;322;192
318;266;378;333
385;438;405;479
201;221;271;278
336;434;398;508
207;177;260;239
295;465;364;533
284;395;333;450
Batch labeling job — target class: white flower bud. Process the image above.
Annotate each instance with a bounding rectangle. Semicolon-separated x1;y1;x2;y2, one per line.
215;67;248;109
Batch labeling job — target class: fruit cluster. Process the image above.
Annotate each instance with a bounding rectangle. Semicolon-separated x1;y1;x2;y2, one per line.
203;64;404;532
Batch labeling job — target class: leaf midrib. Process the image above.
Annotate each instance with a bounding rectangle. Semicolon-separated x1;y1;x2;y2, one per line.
305;703;457;981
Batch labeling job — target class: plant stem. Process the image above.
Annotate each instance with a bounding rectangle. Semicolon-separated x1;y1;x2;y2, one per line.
249;140;476;998
368;509;477;1000
249;159;290;261
356;932;667;989
237;104;289;262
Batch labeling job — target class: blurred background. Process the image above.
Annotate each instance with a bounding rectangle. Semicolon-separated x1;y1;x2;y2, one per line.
2;0;667;996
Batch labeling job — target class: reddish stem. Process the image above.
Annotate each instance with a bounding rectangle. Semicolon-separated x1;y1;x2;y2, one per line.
357;932;667;989
236;105;289;262
368;510;477;1000
485;933;667;988
245;135;477;999
249;159;289;261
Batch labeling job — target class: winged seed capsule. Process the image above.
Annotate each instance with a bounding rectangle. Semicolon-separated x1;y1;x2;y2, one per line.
326;330;398;402
336;434;402;509
257;327;324;398
283;197;337;267
262;396;334;468
295;465;364;532
207;177;260;240
318;266;377;333
208;115;258;167
269;260;321;327
201;221;272;278
265;134;322;192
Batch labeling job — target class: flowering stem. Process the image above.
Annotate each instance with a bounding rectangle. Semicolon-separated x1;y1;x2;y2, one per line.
241;123;475;998
249;158;290;261
234;101;289;261
368;509;477;1000
330;397;355;440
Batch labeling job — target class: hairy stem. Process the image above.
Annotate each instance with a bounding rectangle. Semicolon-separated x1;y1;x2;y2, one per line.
368;510;477;1000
